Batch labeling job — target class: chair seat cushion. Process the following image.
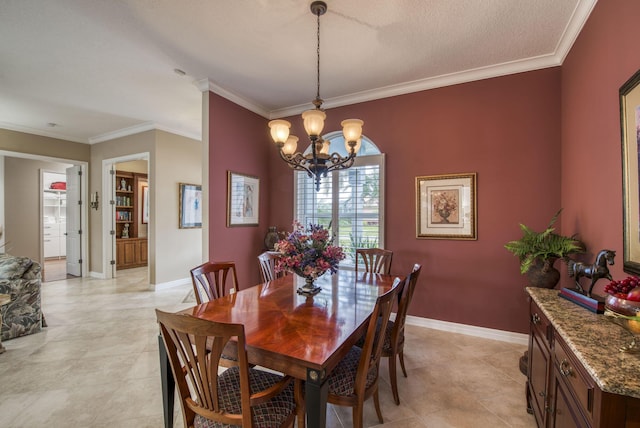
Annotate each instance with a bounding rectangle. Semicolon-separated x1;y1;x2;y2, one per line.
327;346;377;397
194;366;295;428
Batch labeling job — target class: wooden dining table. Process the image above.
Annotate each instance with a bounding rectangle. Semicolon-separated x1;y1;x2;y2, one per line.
159;269;401;428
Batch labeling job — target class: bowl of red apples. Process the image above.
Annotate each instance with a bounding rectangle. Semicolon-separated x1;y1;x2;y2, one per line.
604;276;640;353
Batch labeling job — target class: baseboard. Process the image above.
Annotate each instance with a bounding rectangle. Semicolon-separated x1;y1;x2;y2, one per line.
89;270;106;279
404;314;529;346
154;277;191;291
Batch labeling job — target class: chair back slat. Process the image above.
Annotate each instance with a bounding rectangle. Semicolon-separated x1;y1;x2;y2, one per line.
355;248;393;274
258;251;284;282
391;264;422;347
156;310;251;427
354;277;402;396
190;261;239;304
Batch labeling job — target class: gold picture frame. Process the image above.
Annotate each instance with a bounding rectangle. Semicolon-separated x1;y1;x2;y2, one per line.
620;69;640;274
179;183;202;229
416;173;477;240
227;171;259;227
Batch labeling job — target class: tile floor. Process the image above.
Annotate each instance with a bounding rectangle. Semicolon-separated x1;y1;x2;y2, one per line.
0;268;537;427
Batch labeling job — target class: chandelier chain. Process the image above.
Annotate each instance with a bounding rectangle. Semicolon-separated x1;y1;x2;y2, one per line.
316;9;321;105
268;1;362;192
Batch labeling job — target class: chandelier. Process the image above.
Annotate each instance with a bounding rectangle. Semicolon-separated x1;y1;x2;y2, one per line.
268;1;364;191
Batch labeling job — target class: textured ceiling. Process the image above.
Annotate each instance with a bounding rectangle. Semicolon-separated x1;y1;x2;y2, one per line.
0;0;596;144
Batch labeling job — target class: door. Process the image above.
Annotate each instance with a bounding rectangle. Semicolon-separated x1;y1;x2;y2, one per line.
66;165;82;276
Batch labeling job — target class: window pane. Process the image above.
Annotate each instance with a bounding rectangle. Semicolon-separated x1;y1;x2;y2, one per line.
294;171;332;228
294;147;384;270
337;165;380;267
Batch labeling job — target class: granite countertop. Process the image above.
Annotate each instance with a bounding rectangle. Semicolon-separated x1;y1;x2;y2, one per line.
526;287;640;399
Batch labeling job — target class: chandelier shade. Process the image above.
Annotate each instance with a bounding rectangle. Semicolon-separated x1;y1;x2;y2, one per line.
302;109;326;137
268;0;364;191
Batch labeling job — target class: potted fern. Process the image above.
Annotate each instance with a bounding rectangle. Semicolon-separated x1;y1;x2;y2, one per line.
504;210;584;288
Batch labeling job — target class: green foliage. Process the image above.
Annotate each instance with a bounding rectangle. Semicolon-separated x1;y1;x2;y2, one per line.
344;233;378;262
504;209;584;274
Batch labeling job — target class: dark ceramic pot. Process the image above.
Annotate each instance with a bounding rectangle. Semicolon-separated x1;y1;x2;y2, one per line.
264;226;279;250
526;257;560;289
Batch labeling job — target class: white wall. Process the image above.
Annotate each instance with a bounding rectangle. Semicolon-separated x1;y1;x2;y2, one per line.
91;130;202;285
4;157;71;261
153;131;202;286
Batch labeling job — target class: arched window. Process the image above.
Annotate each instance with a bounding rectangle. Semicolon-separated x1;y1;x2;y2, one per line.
294;132;385;268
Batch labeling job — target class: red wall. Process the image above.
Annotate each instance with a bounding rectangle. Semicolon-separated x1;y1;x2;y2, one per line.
268;70;562;333
209;0;640;334
208;92;272;286
560;0;640;293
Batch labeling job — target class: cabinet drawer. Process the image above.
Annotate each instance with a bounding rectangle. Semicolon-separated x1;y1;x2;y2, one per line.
43;224;58;234
530;300;552;346
554;334;594;421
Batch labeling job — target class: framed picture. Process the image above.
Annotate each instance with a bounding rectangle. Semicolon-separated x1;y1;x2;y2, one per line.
141;185;149;224
227;171;259;227
620;69;640;274
416;172;477;240
179;183;202;229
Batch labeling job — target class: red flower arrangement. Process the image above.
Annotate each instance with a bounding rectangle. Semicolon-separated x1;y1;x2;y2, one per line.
275;221;345;282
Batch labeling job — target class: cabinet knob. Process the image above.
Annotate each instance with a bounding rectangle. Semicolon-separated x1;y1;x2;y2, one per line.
559;359;573;377
532;313;541;324
538;391;546;398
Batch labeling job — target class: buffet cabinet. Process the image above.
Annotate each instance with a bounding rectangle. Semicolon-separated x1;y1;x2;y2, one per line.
116;237;147;269
526;288;640;428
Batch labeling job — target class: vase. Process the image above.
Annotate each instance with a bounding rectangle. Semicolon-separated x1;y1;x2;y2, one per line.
295;274;323;296
437;209;451;223
526;257;560;289
264;226;279;250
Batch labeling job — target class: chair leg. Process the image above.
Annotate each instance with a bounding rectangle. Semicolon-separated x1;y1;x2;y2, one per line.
295;379;305;428
353;403;364;428
388;354;400;405
399;350;408;377
373;388;384;424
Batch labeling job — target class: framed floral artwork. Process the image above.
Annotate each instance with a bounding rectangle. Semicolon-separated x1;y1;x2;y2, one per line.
227;171;259;227
620;69;640;274
416;173;477;240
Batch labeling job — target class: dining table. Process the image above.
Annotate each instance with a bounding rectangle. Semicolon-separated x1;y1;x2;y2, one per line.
159;269;402;428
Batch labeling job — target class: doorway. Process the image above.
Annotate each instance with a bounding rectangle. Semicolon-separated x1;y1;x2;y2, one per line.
101;153;149;279
1;153;88;283
41;166;83;282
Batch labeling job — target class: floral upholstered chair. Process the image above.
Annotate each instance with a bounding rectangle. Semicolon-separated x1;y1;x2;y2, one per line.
0;254;43;341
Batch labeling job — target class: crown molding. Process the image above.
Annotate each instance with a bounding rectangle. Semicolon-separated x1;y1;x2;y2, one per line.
154;124;202;142
88;122;201;144
269;54;561;119
554;0;598;64
88;122;157;144
0;121;86;143
195;78;270;119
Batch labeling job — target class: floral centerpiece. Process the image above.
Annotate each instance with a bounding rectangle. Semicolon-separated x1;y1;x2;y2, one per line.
275;221;345;294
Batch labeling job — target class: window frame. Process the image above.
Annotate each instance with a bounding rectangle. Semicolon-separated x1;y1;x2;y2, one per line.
292;133;385;269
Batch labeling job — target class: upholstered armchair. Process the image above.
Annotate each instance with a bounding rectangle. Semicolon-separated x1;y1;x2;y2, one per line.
0;254;43;341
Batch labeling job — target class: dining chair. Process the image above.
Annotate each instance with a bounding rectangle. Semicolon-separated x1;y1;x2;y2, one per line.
354;264;422;405
258;251;284;282
326;277;402;428
156;309;304;428
190;261;239;304
355;248;393;274
385;263;422;404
